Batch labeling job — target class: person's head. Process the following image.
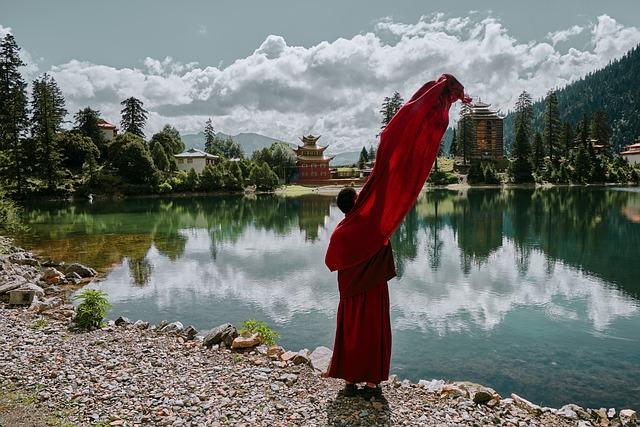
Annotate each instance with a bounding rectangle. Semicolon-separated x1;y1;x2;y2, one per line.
337;187;357;214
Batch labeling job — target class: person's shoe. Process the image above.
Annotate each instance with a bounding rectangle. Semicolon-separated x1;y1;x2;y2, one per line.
338;383;359;397
360;385;383;400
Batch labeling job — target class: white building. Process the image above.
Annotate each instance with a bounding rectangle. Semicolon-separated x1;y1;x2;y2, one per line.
174;148;219;174
97;119;117;141
620;141;640;165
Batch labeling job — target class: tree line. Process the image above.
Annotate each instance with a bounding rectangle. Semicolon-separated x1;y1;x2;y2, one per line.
0;34;286;199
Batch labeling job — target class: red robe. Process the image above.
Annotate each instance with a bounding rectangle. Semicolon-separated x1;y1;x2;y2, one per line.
325;74;467;384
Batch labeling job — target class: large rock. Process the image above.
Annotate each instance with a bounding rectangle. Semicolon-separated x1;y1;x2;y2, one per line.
17;283;44;297
267;345;284;360
310;346;332;373
203;323;238;348
43;267;64;285
64;263;97;278
231;333;261;349
620;409;637;425
8;288;36;305
8;252;40;267
183;325;198;340
0;280;24;295
114;316;132;326
557;404;589;420
418;379;445;393
160;321;184;334
511;393;542;416
30;296;63;313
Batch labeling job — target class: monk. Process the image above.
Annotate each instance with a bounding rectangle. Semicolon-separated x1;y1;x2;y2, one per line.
324;74;468;399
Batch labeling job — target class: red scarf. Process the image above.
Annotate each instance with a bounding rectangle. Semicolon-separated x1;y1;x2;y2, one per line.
325;74;469;271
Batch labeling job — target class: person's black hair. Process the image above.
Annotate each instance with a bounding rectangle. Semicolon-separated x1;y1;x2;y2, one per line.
337;187;357;214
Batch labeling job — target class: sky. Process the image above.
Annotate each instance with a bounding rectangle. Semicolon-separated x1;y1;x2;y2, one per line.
2;0;640;152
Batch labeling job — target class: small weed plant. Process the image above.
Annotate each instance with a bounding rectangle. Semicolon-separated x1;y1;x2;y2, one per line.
240;319;280;346
30;319;48;330
73;289;111;331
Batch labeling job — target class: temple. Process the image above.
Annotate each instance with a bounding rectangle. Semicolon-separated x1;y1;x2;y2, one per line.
458;101;505;162
294;135;334;184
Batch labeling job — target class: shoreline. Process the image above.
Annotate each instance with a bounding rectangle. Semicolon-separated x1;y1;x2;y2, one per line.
1;236;638;426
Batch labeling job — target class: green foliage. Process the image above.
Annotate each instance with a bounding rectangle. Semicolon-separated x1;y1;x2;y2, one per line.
572;145;593;183
509;120;534;183
249;162;279;191
150;141;171;172
200;164;224;190
0;189;22;232
120;97;148;137
59;130;100;170
427;170;459;185
73;289;111;331
158;181;173;194
109;133;158;185
185;168;200;191
543;90;561;162
468;162;500;185
240;319;280;346
150;124;184;156
358;146;369;169
30;319;48;330
532;132;544;172
74;107;106;156
251;142;296;182
380;91;404;130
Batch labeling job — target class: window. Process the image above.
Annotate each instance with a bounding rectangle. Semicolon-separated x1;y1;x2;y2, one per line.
187;158;193;164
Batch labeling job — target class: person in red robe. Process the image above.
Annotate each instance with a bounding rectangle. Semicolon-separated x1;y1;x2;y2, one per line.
324;74;468;398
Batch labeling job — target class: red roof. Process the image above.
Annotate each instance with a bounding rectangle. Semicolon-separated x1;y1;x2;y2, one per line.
97;119;117;129
620;141;640;156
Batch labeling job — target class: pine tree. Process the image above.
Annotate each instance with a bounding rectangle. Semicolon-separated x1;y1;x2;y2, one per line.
379;91;404;131
458;104;475;165
509;121;534;183
368;145;376;161
532;132;544;172
0;34;30;196
590;109;611;154
204;118;216;154
449;129;458;157
543;90;560;163
514;91;533;143
358;146;369;168
150;141;170;172
74;107;106;157
120;97;148;137
560;122;573;158
31;73;67;190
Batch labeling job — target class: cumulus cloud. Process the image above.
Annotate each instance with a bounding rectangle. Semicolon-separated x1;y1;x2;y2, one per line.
0;24;39;81
547;25;584;45
34;14;640;151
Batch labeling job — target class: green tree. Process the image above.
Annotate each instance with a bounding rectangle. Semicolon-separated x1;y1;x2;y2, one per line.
573;144;592;183
249;162;279;191
150;140;170;172
151;124;184;155
358;146;369;168
543;90;560;163
185;168;200;191
509;121;534;183
30;73;67;190
251;142;295;181
560;122;573;158
200;163;224;190
59;130;99;170
120;97;148;137
514;91;533;143
590;109;611;154
109;133;157;184
204;118;216;154
449;128;458;157
74;107;106;156
368;145;376;161
380;91;404;131
0;34;30;196
532;131;544;173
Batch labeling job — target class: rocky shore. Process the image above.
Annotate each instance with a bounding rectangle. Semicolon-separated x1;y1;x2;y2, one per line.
1;236;638;426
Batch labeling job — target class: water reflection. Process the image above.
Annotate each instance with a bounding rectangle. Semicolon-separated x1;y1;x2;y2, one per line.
15;188;640;410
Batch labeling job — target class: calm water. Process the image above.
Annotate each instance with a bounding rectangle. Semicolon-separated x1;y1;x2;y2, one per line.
14;188;640;411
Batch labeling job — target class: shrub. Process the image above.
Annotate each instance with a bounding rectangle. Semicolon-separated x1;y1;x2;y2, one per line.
0;191;22;233
249;163;279;191
73;289;111;331
427;170;459;185
240;319;280;346
158;181;173;194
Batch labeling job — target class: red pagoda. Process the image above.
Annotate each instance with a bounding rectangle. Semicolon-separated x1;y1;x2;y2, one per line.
294;135;334;184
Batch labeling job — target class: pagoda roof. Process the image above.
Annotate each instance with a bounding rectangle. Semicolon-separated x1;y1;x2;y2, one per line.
463;102;503;120
295;145;328;153
297;155;334;162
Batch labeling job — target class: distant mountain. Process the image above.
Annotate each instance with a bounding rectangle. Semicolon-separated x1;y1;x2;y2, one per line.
329;151;360;166
180;131;289;156
503;44;640;153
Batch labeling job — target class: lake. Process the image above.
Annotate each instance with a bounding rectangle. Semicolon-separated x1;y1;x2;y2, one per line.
14;187;640;411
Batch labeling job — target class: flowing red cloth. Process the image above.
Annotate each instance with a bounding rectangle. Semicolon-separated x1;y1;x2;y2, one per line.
326;243;396;384
325;74;468;272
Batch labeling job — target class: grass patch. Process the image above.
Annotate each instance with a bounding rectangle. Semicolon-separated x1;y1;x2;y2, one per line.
30;319;49;330
276;185;314;197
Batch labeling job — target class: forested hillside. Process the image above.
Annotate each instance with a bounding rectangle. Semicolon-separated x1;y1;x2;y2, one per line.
504;44;640;153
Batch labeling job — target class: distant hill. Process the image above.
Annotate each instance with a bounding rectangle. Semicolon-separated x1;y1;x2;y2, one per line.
329;151;360;166
503;44;640;153
180;131;289;156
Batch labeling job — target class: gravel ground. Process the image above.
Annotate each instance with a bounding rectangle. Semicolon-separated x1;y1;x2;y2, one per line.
1;309;620;427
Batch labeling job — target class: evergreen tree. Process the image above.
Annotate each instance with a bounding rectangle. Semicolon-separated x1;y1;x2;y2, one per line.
109;133;157;184
0;34;30;196
573;145;592;183
30;73;67;190
379;91;404;130
560;122;573;158
509;119;534;183
543;90;560;163
74;107;106;156
120;97;148;137
358;146;369;168
458;104;475;165
449;129;458;157
204;118;216;154
590;109;611;154
150;141;170;172
532;132;544;173
514;91;533;142
368;145;376;161
151;124;184;155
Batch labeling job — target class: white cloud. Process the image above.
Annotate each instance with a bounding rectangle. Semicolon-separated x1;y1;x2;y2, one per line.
198;24;207;36
0;24;40;81
547;25;584;45
37;14;640;152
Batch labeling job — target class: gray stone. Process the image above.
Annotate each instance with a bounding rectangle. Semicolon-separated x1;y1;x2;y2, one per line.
114;316;132;326
511;393;542;416
620;409;637;425
64;263;97;278
160;321;184;334
9;252;40;267
17;283;45;297
472;388;495;405
203;324;238;348
133;320;150;329
309;346;332;373
183;325;197;340
30;296;62;313
0;281;23;295
419;379;444;393
8;288;36;305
